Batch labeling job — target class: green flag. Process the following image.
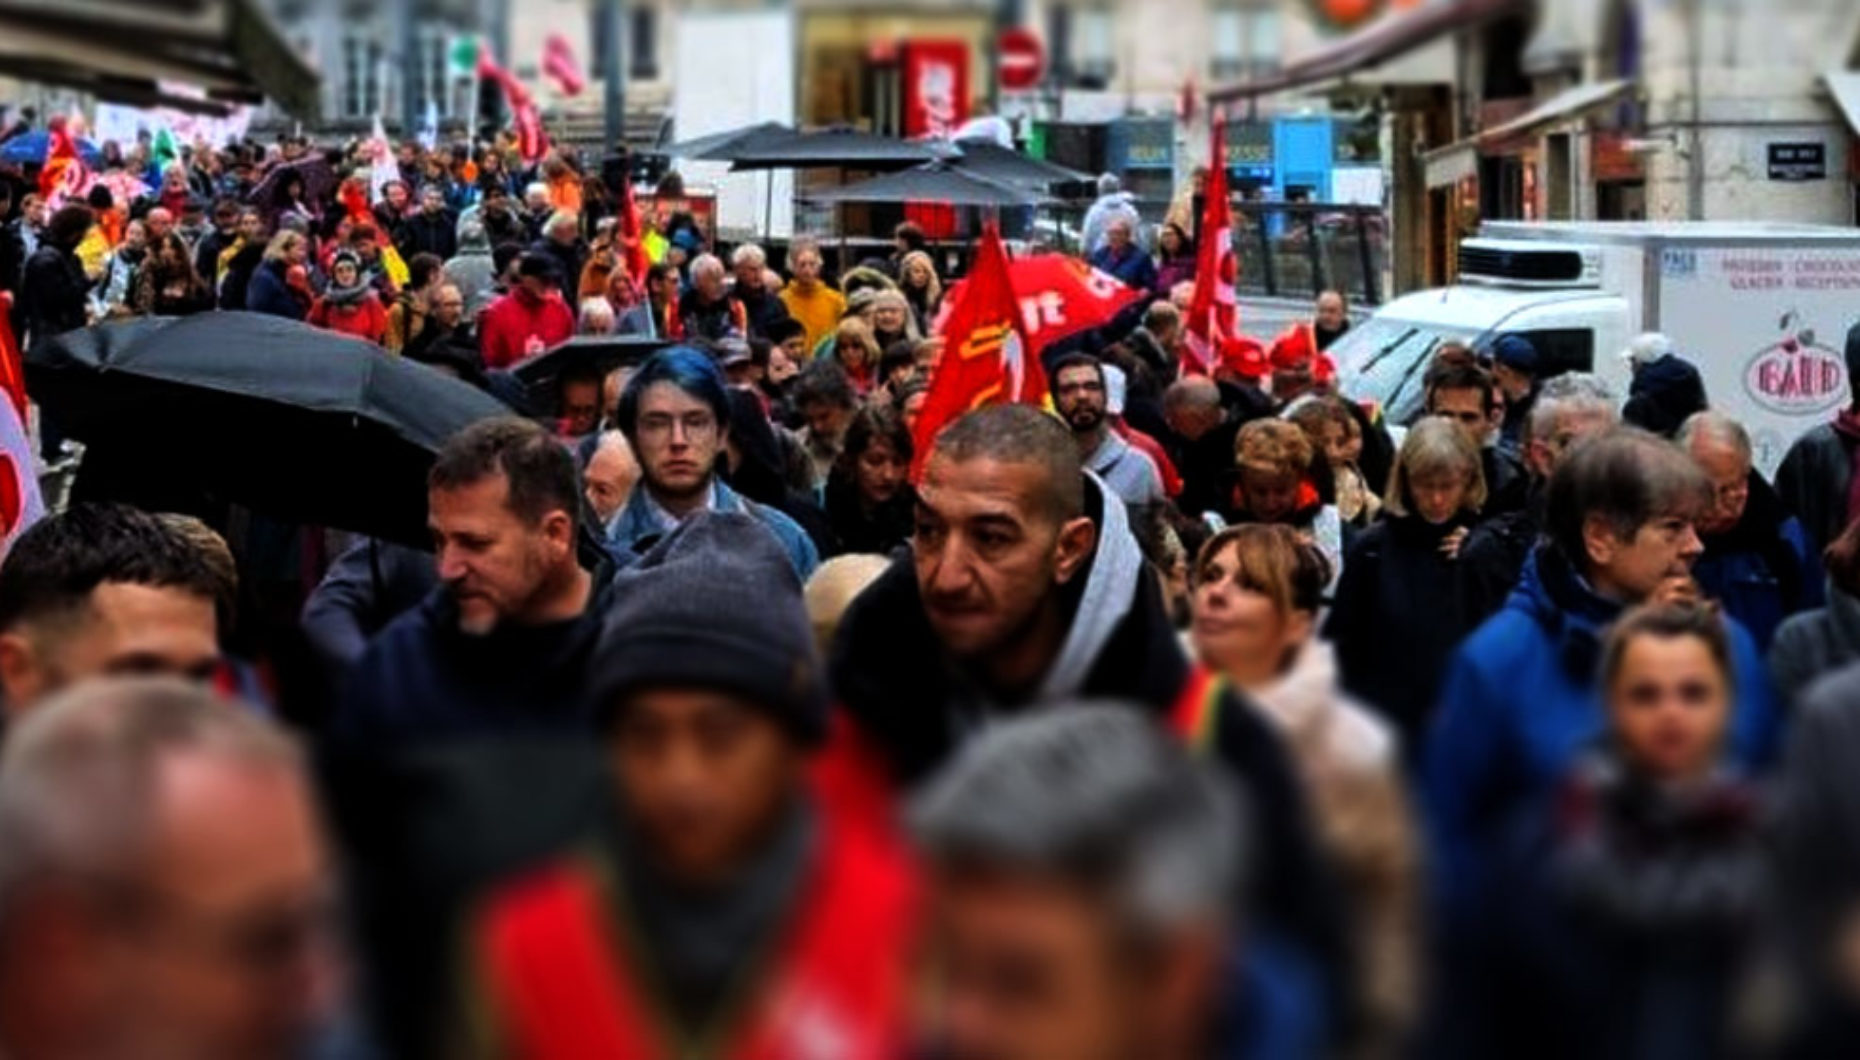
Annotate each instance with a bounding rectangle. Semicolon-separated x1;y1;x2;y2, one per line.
448;34;481;78
151;125;179;171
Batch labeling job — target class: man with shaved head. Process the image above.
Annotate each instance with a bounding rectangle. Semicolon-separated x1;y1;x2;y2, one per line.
1163;375;1264;520
827;405;1349;1025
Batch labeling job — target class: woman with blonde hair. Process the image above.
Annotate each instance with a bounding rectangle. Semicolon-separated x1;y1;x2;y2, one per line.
1325;417;1490;752
829;316;883;395
1224;418;1345;589
1190;524;1420;1056
896;250;942;333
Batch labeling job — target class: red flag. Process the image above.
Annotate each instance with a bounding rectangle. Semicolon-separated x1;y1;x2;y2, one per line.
0;292;26;423
934;254;1144;358
478;51;550;165
38;115;87;206
618;176;649;289
1183;121;1238;376
913;223;1044;480
541;34;586;98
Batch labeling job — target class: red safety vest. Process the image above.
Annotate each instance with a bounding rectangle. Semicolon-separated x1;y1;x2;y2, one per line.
473;800;919;1060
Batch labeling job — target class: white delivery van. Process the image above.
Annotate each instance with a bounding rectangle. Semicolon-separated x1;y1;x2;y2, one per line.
1333;222;1860;475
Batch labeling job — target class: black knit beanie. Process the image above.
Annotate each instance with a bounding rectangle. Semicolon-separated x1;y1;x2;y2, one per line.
591;511;826;742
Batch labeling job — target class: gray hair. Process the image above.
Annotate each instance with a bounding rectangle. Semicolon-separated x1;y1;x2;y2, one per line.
1526;371;1617;447
524;181;549;202
730;243;766;270
0;679;302;926
690;253;725;282
1097;172;1121;196
578;297;616;334
1677;410;1752;462
547;211;579;236
910;705;1243;938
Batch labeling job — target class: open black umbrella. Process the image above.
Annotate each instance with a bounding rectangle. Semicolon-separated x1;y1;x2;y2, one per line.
28;313;510;548
247;155;337;215
800;162;1055;208
512;334;678;391
951;140;1092;189
727;128;951;171
658;121;796;162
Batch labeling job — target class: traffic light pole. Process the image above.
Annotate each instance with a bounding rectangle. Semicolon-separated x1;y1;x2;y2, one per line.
602;0;627;153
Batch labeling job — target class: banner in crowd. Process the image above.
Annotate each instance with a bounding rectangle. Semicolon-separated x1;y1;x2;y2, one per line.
902;39;969;240
93;93;251;152
1184;120;1238;375
915;223;1043;478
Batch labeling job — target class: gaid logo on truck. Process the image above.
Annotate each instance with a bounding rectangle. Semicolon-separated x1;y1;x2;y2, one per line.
1743;310;1849;415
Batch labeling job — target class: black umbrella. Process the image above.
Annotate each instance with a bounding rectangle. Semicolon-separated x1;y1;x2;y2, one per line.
727;127;952;171
247;155;337;214
799;162;1055;207
951;140;1092;189
28;313;510;548
658;121;796;162
512;334;678;391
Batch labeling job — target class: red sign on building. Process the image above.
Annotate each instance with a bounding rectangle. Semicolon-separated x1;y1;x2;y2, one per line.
902;40;971;238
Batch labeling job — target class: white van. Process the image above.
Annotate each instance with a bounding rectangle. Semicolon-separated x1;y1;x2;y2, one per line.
1333;222;1860;474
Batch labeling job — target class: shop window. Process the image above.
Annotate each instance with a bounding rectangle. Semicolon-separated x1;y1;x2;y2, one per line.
1512;328;1594;377
341;34;384;119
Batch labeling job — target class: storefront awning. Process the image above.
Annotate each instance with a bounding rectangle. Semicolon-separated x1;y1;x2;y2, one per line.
1209;0;1528;102
0;0;318;119
1824;70;1860;137
1419;78;1632;182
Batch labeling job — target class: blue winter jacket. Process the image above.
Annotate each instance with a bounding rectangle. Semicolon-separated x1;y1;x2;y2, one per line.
245;259;305;321
1088;242;1159;293
1424;545;1782;935
1690;473;1823;652
608;477;819;581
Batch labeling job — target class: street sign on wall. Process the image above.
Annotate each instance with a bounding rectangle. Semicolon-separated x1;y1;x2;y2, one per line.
1768;142;1827;182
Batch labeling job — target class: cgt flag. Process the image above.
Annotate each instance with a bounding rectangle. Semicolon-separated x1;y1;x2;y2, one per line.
913;222;1044;480
1183;120;1238;376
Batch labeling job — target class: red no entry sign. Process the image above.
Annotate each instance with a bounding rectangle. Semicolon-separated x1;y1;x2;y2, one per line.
996;27;1044;91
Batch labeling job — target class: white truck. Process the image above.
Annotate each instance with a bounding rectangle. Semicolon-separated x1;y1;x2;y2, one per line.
1333;222;1860;474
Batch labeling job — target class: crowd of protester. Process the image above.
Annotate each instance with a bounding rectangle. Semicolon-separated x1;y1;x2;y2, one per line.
8;120;1860;1060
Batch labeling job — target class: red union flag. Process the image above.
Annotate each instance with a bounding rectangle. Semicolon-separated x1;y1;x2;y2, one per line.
934;254;1143;356
1183;121;1238;375
914;223;1044;479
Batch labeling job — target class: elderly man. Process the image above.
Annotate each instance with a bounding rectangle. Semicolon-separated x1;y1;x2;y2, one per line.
777;237;845;351
677;253;744;342
0;678;341;1060
1679;411;1819;650
529;211;586;303
725;242;792;340
1458;372;1619;618
583;431;641;532
1312;289;1351;351
1087;216;1157;292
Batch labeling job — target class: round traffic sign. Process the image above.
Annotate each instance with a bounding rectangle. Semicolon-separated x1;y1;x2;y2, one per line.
997;27;1044;91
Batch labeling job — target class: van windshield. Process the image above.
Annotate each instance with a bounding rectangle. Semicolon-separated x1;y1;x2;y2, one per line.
1334;317;1481;425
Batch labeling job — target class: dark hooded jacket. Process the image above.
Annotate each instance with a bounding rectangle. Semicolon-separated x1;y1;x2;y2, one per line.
17;237;88;345
1622;355;1709;438
1325;512;1488;755
335;564;614;748
830;476;1354;1034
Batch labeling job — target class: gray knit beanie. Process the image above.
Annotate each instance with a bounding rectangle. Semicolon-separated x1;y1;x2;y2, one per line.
591;511;826;741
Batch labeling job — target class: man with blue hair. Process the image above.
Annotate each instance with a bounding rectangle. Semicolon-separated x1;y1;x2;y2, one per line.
609;347;819;579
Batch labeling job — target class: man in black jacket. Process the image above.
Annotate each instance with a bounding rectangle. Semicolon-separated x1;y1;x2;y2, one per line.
336;417;609;748
829;403;1354;1039
17;204;91;348
398;185;458;262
